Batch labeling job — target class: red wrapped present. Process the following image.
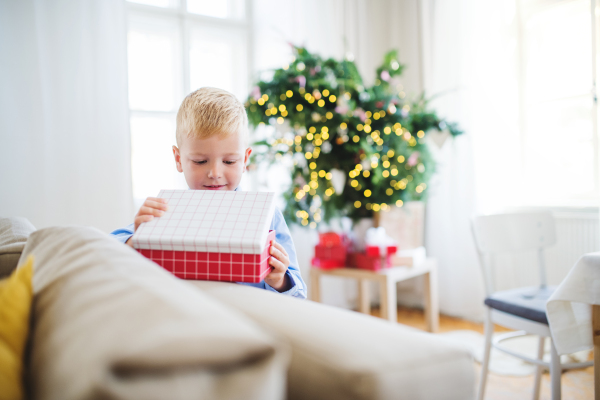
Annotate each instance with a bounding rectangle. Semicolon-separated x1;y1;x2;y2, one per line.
133;190;277;283
365;245;398;258
311;232;350;269
350;252;392;271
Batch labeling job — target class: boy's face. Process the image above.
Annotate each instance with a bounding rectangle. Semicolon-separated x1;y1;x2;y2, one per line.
172;131;252;191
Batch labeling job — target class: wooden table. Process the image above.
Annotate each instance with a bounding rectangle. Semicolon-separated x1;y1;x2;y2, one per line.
310;258;439;332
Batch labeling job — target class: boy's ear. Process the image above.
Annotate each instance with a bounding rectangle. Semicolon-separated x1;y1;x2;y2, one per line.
173;145;183;173
244;147;252;171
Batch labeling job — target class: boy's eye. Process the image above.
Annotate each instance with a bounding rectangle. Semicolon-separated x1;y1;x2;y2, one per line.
193;160;206;165
224;160;237;165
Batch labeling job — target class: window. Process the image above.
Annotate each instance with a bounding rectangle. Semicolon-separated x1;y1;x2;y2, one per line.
518;0;597;207
126;0;249;209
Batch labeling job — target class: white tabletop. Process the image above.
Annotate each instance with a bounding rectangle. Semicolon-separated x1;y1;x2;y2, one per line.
546;252;600;355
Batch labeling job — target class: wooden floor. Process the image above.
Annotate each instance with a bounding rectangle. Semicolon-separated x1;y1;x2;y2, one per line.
370;306;594;400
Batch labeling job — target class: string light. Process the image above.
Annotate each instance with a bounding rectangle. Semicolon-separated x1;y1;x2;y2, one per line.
354;201;361;208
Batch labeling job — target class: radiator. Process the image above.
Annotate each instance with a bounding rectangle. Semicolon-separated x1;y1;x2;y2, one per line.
491;208;600;291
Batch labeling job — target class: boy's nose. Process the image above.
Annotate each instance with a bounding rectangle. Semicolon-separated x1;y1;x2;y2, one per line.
207;163;221;179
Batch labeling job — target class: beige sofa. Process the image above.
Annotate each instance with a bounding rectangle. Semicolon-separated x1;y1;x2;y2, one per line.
3;218;475;400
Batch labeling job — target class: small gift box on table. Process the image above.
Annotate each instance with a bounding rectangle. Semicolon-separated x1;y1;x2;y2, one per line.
350;227;398;271
132;190;276;283
311;232;350;269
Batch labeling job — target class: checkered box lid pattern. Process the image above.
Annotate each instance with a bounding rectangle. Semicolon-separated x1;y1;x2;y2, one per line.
132;190;276;254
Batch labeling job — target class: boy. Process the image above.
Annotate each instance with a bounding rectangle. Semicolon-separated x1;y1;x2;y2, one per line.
111;87;306;299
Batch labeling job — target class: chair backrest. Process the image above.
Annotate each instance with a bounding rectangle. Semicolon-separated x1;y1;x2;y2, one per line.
471;212;556;253
471;212;556;295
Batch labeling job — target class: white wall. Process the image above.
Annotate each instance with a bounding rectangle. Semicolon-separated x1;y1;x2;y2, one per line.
0;1;134;233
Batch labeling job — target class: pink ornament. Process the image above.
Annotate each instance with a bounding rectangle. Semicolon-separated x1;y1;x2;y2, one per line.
335;105;349;114
251;86;261;101
296;75;306;89
380;70;390;81
354;108;367;122
407;151;420;167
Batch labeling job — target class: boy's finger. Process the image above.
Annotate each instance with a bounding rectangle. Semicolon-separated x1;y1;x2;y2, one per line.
146;197;168;204
139;206;165;217
268;256;286;272
144;200;168;211
272;241;288;256
269;245;288;264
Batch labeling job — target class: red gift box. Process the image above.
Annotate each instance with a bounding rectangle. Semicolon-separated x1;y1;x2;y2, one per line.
138;230;275;283
133;190;277;283
311;232;350;269
348;252;392;271
365;245;398;258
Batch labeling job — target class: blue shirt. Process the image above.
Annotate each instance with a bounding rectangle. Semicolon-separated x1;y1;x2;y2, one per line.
111;207;307;299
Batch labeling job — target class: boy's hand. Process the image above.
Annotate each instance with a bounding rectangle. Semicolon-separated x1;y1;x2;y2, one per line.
125;197;168;247
264;241;291;292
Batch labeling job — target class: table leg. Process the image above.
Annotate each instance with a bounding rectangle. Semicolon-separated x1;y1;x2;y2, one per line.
380;277;397;322
593;304;600;399
358;279;370;314
423;263;439;333
310;268;321;302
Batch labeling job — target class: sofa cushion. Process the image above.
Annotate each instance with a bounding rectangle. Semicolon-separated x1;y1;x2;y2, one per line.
190;280;475;400
20;226;289;400
0;217;36;278
0;255;34;400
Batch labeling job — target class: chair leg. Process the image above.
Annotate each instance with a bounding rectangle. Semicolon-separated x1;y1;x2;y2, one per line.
477;308;493;400
532;336;545;400
549;339;562;400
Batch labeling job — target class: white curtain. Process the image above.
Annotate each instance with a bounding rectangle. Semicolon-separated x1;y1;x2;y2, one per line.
0;0;133;233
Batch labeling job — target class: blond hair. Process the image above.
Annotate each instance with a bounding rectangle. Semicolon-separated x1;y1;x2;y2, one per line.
176;87;248;146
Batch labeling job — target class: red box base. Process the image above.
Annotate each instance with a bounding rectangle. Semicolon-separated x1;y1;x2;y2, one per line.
138;230;275;283
349;252;391;272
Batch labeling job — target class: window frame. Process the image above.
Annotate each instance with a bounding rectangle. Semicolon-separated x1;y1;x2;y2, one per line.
125;0;254;208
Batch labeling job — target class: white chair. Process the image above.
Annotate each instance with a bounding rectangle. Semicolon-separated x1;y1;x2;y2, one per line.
471;212;593;400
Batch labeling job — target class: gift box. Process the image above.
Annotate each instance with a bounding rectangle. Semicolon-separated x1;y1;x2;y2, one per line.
365;245;398;258
311;232;350;269
132;190;277;283
349;252;392;271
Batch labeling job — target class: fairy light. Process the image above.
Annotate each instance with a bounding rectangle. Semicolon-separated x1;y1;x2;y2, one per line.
329;95;337;102
397;155;405;163
340;122;347;129
382;171;390;178
354;201;361;208
364;125;372;133
286;90;293;97
352;136;359;142
364;189;372;197
384;127;391;135
322;89;330;97
258;98;265;105
296;104;303;111
363;170;370;178
307;133;314;140
325;172;332;180
372;204;380;212
382;160;390;168
277;117;284;124
357;124;364;131
305;152;312;159
318;99;325;107
391;168;398;176
417;130;425;138
396;200;403;207
351;180;358;187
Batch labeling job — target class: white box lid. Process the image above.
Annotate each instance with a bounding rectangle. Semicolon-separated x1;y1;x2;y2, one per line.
132;190;276;254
